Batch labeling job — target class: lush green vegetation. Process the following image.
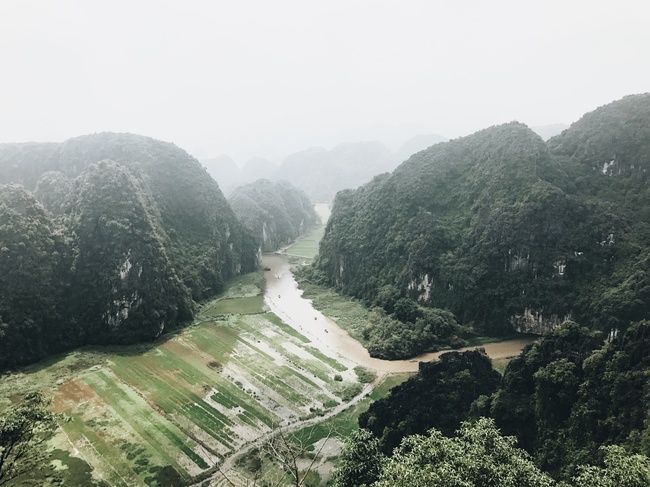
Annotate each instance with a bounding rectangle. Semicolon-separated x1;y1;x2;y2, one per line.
334;419;555;487
0;392;58;486
309;94;650;359
345;320;650;485
359;349;501;453
0;133;258;369
229;179;319;252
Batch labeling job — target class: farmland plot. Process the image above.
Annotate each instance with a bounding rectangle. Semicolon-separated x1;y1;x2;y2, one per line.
0;271;363;486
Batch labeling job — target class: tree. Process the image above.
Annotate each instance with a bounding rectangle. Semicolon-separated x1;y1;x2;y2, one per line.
260;425;332;487
373;418;555;487
332;428;384;487
573;445;650;487
0;392;57;485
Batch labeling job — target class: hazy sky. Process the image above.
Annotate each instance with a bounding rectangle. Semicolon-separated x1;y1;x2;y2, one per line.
1;0;648;163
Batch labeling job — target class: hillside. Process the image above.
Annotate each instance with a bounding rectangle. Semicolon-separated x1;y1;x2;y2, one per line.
311;94;650;354
0;133;258;369
228;179;320;252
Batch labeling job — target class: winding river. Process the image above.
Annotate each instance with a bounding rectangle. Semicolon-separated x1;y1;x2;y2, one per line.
262;253;536;373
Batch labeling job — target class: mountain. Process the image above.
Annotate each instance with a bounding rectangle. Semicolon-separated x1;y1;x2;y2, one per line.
240;157;277;183
0;133;258;369
204;136;446;205
530;123;569;140
275;141;394;203
201;154;240;195
392;133;447;165
229;179;319;252
312;94;650;352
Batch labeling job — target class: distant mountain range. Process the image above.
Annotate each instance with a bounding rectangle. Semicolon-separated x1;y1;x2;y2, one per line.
202;134;447;203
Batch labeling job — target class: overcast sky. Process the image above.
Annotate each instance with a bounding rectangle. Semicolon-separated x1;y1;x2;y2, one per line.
1;0;648;163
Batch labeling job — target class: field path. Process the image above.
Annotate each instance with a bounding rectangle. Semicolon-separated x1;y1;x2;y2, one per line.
198;371;389;485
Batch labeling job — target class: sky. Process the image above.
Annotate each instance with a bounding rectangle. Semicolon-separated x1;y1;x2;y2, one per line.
1;0;649;164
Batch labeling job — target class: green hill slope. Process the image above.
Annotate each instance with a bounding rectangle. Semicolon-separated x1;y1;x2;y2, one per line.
313;95;650;349
0;133;257;368
229;179;320;252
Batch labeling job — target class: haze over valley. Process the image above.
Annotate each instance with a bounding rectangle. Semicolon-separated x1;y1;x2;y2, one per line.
2;1;650;486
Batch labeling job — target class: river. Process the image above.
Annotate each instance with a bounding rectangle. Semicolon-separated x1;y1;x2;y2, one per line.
262;253;536;373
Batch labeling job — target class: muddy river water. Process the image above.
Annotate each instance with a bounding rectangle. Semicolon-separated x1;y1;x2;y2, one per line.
262;253;536;373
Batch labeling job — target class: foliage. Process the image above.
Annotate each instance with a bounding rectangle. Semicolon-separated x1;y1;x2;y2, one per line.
229;179;319;252
352;320;650;482
359;349;501;453
489;320;650;480
572;445;650;487
336;419;554;487
332;428;385;487
0;392;58;486
0;185;69;368
363;303;471;359
353;366;375;384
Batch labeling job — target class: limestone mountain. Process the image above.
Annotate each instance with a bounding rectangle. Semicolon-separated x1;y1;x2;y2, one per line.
312;94;650;353
204;138;436;204
229;179;319;252
0;133;257;368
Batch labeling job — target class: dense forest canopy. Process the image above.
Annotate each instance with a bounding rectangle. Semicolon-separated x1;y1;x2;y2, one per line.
228;179;319;252
337;320;650;485
0;133;258;369
310;94;650;358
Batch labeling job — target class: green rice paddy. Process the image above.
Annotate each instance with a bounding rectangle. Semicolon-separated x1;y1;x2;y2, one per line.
0;264;390;486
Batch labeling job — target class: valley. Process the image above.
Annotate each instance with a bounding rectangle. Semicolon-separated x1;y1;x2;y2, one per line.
0;205;533;486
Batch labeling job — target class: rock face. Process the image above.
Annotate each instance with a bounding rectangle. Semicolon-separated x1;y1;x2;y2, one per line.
228;179;320;252
314;94;650;336
0;133;258;368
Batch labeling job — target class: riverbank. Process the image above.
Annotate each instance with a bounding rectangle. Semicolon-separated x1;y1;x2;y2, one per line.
262;253;537;374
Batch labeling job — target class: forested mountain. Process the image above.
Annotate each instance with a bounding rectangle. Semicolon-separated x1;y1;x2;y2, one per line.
229;179;319;252
312;94;650;356
0;133;258;369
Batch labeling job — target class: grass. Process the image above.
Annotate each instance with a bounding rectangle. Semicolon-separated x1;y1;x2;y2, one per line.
264;312;311;343
202;295;265;315
295;279;371;345
284;204;330;260
354;366;376;384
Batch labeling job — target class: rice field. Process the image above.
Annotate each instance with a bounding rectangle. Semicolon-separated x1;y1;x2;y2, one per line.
284;204;330;260
0;269;372;486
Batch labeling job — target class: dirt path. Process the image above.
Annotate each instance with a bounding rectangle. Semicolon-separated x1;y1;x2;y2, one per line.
262;254;536;373
207;371;389;484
